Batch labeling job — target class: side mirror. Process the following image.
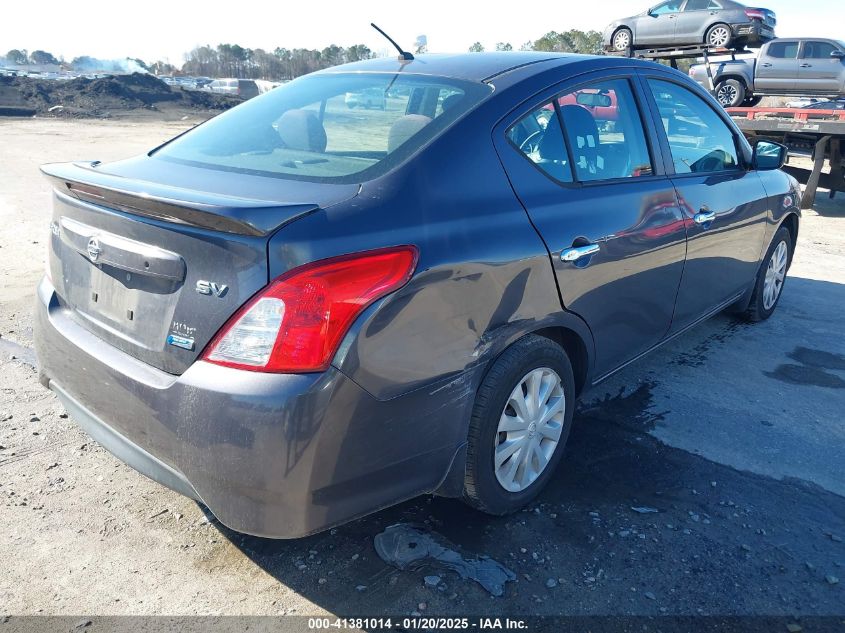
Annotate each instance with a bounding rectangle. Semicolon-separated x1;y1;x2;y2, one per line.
752;140;787;171
831;50;845;59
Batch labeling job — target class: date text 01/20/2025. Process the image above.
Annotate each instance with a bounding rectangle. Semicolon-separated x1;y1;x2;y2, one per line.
307;617;529;630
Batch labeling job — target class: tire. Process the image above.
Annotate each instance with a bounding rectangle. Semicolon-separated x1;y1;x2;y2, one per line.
462;334;576;515
612;28;632;52
706;23;733;49
742;226;792;322
715;78;746;107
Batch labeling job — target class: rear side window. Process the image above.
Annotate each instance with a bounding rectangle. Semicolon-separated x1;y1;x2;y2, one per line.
557;79;653;182
153;73;491;183
684;0;720;10
802;41;838;59
648;79;740;174
767;41;799;59
508;78;654;184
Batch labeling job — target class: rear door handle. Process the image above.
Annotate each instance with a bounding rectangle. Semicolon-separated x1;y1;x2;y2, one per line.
761;62;773;67
693;210;717;226
560;243;600;262
800;63;812;68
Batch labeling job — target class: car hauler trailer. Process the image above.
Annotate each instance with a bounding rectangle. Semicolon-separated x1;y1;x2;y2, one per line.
727;107;845;208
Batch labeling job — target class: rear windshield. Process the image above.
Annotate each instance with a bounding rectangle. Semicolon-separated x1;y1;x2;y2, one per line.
152;72;492;183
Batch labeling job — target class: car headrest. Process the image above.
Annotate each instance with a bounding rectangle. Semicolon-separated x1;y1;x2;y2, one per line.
388;114;432;153
441;94;464;113
276;109;327;153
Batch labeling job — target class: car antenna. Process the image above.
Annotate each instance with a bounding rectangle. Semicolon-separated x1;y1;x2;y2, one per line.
371;23;414;61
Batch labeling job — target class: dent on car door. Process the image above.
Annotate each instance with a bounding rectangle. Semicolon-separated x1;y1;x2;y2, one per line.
494;73;688;379
643;76;768;331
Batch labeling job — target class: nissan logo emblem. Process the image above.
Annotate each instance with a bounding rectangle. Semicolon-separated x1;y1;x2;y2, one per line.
87;237;101;262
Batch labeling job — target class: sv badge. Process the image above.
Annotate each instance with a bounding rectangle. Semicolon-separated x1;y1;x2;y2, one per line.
195;280;229;298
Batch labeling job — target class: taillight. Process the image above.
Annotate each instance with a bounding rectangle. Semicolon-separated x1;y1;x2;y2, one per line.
202;246;418;373
745;8;766;21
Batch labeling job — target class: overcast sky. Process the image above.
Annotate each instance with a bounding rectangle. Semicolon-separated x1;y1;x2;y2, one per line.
3;0;843;64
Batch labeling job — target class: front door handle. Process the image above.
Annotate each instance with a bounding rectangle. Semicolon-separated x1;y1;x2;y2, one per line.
693;210;717;226
560;243;600;262
761;62;773;67
800;63;812;68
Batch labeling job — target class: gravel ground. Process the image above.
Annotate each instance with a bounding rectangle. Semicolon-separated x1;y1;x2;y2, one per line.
0;118;843;619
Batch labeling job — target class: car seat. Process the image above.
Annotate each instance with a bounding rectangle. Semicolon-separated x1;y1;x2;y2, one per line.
277;110;328;153
560;105;604;180
388;114;432;153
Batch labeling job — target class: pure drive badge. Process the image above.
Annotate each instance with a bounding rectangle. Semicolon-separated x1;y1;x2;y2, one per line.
166;334;195;351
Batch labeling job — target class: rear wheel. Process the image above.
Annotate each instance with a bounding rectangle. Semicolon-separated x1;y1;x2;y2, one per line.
706;23;733;49
742;226;792;322
612;28;632;52
463;334;575;515
715;78;746;107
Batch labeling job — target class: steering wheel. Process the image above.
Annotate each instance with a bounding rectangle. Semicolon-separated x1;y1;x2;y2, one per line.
519;130;543;155
691;149;730;173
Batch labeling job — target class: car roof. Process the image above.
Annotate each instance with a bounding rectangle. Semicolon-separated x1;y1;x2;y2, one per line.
317;52;586;82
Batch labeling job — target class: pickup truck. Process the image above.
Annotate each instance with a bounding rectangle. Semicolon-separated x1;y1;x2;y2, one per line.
689;37;845;107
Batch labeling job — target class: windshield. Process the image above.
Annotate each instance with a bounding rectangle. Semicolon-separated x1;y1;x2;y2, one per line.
152;72;492;183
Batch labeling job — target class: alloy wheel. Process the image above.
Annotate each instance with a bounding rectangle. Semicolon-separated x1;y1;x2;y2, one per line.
613;31;631;51
708;25;731;48
493;367;565;493
717;84;738;106
763;240;788;310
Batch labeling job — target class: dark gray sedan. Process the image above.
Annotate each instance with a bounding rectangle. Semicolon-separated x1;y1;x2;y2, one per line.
604;0;776;52
35;52;800;538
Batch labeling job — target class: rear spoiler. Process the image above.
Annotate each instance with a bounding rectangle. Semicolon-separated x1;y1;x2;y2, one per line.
41;161;319;237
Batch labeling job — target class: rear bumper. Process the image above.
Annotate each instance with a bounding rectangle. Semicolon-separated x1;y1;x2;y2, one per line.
732;22;775;45
51;382;201;501
34;277;472;538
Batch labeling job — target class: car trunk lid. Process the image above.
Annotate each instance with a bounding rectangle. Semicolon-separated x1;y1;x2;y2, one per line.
42;159;358;375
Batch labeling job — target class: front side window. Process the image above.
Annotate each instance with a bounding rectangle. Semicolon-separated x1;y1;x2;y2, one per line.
801;41;838;59
648;79;740;174
651;1;683;15
153;73;491;182
768;41;799;59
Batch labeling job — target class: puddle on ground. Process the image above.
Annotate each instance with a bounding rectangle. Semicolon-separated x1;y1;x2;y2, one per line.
374;523;516;597
766;346;845;389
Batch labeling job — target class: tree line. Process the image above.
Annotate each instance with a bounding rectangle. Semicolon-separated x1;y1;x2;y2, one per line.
3;30;605;80
468;30;603;55
178;43;376;80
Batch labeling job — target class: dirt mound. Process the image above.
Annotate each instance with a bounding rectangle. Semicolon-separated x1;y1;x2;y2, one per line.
0;73;242;118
